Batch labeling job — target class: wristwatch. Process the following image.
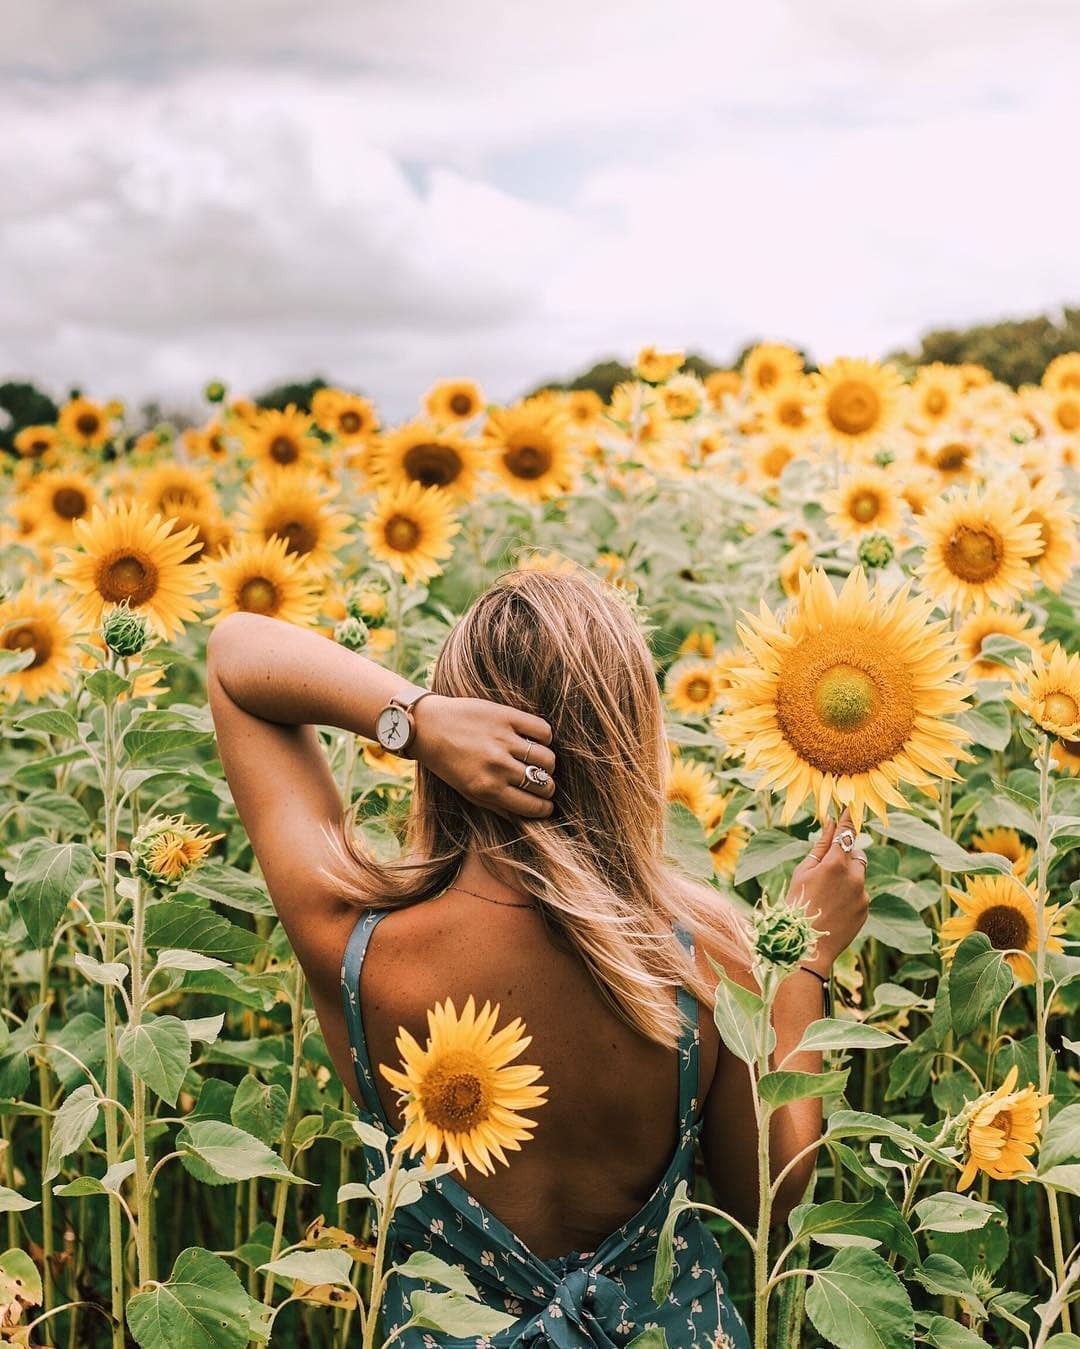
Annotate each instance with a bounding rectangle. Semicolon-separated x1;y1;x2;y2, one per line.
374;683;433;758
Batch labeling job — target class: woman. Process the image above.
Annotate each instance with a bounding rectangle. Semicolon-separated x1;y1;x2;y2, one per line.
207;568;869;1347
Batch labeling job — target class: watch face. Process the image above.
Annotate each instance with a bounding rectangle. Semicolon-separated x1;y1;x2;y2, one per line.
376;704;411;752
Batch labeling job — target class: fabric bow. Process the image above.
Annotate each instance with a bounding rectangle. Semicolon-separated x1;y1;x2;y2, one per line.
519;1265;634;1348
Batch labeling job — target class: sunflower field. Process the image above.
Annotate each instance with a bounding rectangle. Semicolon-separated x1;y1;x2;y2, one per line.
1;347;1080;1349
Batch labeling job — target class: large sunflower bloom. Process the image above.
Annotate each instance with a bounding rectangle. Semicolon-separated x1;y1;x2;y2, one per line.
917;484;1043;612
955;1065;1054;1190
138;461;219;521
743;343;803;395
1016;474;1079;592
379;995;547;1177
241;405;322;472
760;378;814;439
31;469;102;542
233;470;352;573
969;827;1033;880
941;874;1062;984
824;468;903;539
812;358;903;450
705;369;743;407
666;756;722;820
55;499;207;641
484;403;577;502
363;481;460;586
370;420;483;500
956;608;1043;681
1042;353;1080;394
666;661;722;716
0;584;81;703
57;397;111;451
634;346;684;383
1009;643;1080;737
203;534;323;627
908;363;965;428
722;567;974;830
423;378;485;424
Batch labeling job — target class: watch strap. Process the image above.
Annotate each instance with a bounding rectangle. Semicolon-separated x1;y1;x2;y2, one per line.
390;683;431;713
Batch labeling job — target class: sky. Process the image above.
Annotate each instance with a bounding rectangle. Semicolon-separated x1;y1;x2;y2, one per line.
2;0;1079;420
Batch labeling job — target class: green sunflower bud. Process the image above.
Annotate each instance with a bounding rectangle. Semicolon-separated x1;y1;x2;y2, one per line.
204;379;227;404
102;602;150;657
334;615;370;652
752;894;818;972
345;579;389;626
857;533;895;570
873;449;896;468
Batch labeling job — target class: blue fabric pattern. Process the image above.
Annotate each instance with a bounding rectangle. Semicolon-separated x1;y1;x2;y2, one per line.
339;909;750;1348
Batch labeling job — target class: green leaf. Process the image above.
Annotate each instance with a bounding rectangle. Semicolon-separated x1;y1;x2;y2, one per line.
804;1247;915;1349
864;893;933;953
73;952;128;987
652;1179;695;1304
922;1315;989;1347
127;1246;257;1349
177;1121;306;1185
0;645;36;675
711;968;773;1065
45;1085;100;1183
733;828;808;884
1037;1103;1080;1195
11;789;91;836
175;863;274;917
9;839;95;947
794;1019;903;1055
407;1289;517;1338
957;701;1012;751
12;707;81;739
913;1193;997;1234
118;1018;191;1107
259;1249;353;1287
154;950;231;974
665;802;715;880
394;1251;479;1297
976;633;1035;670
790;1194;919;1265
876;814;1012;873
758;1068;849;1107
947;934;1013;1036
0;1186;38;1213
1043;1338;1080;1349
824;1110;952;1164
123;708;213;763
230;1077;288;1145
143;900;263;962
0;1248;42;1313
911;1254;986;1318
84;668;131;701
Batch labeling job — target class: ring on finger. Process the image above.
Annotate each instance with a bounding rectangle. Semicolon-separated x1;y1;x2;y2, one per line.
522;739;534;767
836;827;856;853
519;764;552;792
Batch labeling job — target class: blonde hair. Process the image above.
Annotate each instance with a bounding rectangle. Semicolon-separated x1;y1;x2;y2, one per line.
322;567;748;1048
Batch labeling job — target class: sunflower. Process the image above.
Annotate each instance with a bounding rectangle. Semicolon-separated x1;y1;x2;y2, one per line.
908;363;965;427
132;814;224;887
363;481;460;586
812;358;903;449
666;756;721;820
661;374;706;420
956;608;1043;681
203;534;323;626
760;378;813;439
0;585;80;703
1050;735;1080;776
182;420;231;461
1046;389;1080;437
941;874;1062;984
917;483;1043;612
702;796;749;881
310;389;380;445
705;370;743;407
744;343;803;395
1009;643;1080;738
1017;474;1079;592
969;827;1034;880
955;1065;1053;1189
563;389;605;428
1043;353;1080;393
360;738;415;779
14;425;61;462
241;405;321;472
722;567;974;830
634;346;684;383
379;995;547;1177
922;437;977;485
233;470;352;573
369;420;483;500
666;661;722;716
484;403;577;502
958;363;993;391
423;378;485;424
824;468;903;539
753;438;799;484
164;504;232;563
138;461;218;520
55;499;208;641
897;469;937;518
57;397;111;451
31;469;102;542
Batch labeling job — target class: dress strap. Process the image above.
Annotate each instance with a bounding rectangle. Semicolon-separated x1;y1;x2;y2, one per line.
673;922;701;1130
339;908;392;1129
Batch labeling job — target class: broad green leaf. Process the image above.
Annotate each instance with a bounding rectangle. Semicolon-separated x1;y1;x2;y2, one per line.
0;1248;42;1313
913;1192;997;1234
176;863;274;917
1043;1338;1080;1349
230;1077;288;1145
876;814;1012;873
45;1084;100;1182
143;900;263;961
794;1019;903;1055
13;707;81;739
177;1121;305;1185
864;893;933;953
123;708;213;763
804;1247;915;1349
711;968;773;1065
118;1017;191;1107
351;1118;389;1152
758;1068;849;1107
665;803;714;879
337;1182;375;1203
957;701;1012;751
733;828;808;884
73;952;128;987
53;1176;108;1198
127;1246;256;1349
154;949;231;974
11;789;91;836
259;1249;353;1287
947;934;1013;1036
10;839;95;947
825;1110;952;1164
1037;1103;1080;1195
652;1179;694;1304
790;1194;919;1265
911;1254;986;1317
183;1014;225;1046
394;1251;479;1297
0;1186;37;1213
0;645;36;675
922;1315;990;1347
407;1289;517;1338
84;668;131;701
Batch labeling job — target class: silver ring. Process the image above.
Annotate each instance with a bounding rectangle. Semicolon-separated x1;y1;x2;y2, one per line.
836;828;856;853
519;764;551;791
522;740;533;767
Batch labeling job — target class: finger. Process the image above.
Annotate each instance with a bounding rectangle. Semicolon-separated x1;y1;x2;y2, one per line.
503;754;556;799
808;817;837;862
515;740;556;774
500;786;555;819
511;711;553;746
850;849;868;868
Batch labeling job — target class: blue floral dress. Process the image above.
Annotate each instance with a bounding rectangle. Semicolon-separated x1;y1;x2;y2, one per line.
340;909;750;1348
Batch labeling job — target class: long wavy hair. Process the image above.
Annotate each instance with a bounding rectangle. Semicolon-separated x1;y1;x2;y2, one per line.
321;566;748;1047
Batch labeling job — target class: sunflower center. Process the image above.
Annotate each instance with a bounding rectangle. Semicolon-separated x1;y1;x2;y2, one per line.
924;389;947;416
849;491;881;524
935;443;969;472
403;442;463;488
944;524;1003;582
420;1063;491;1132
449;393;474;417
53;487;88;520
75;412;101;437
762;444;793;477
976;904;1031;952
209;434;225;455
987;1110;1013;1136
776;630;915;775
1057;399;1080;432
238;577;280;614
339;411;362;435
27;437;51;457
778;400;806;428
269;436;300;465
269;515;319;557
504;443;552;481
1042;692;1080;726
384;514;422;552
686;676;713;704
826;380;880;436
95;551;160;605
4;622;51;669
757;362;779;391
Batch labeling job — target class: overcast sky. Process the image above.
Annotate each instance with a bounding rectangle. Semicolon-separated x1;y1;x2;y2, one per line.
3;1;1079;419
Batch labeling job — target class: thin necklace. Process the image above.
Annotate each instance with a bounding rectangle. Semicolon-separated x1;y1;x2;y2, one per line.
445;884;536;910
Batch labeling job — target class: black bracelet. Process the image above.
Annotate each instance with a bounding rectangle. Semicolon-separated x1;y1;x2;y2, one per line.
799;965;833;1019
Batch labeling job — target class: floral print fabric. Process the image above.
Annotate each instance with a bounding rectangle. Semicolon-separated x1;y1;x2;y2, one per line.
340;910;750;1348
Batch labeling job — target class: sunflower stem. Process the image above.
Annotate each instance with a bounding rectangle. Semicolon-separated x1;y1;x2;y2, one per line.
752;970;778;1349
361;1148;404;1349
261;959;306;1309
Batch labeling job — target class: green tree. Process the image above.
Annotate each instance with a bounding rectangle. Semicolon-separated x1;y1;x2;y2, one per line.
252;376;331;413
890;307;1080;387
0;381;60;456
